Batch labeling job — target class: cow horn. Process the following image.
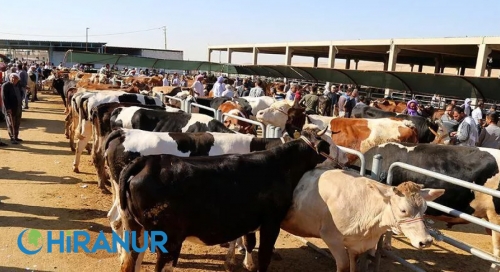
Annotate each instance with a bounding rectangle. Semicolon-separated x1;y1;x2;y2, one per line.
317;126;328;136
428;126;439;137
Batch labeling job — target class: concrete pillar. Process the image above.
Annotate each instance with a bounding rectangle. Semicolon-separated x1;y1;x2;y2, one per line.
434;57;443;73
418;63;423;72
383;57;388;71
48;46;54;64
475;44;492;77
345;58;351;69
354;59;359;70
285;46;293;66
207;49;212;62
328;45;338;68
460;67;466;76
313;56;319;68
386;44;400;71
456;68;461;75
410;64;414;72
226;48;233;64
252;47;259;65
487;67;492;77
440;66;445;73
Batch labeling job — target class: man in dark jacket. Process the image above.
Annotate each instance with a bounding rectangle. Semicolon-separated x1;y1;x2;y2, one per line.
1;73;23;144
52;74;66;107
17;64;29;109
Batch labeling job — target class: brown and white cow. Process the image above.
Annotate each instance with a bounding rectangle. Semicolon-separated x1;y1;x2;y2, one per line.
304;117;419;164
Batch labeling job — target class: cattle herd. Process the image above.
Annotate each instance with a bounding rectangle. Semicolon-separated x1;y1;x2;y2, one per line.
56;70;500;272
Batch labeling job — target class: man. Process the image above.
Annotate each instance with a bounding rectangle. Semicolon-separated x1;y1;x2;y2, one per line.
52;73;66;110
471;100;484;134
99;64;110;76
191;74;204;97
299;88;319;114
337;88;352;118
477;112;500;149
171;73;179;86
344;89;358;118
1;73;23;144
17;64;29;110
248;79;265;97
28;66;37;102
449;106;478;147
286;84;297;101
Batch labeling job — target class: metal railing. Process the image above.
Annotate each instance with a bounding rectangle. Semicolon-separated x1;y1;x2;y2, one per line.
338;146;365;176
382;161;500;270
165;95;185;112
186;101;222;120
221;112;266;138
265;125;282;138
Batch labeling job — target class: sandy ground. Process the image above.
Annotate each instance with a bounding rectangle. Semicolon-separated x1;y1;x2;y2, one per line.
0;93;496;272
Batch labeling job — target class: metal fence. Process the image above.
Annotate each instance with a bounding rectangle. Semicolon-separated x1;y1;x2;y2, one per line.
378;161;500;271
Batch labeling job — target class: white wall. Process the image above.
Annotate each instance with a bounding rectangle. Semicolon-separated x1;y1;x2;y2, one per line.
140;49;183;60
53;51;77;67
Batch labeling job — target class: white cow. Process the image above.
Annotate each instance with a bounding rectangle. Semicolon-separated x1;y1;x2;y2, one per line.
278;169;445;272
240;96;275;118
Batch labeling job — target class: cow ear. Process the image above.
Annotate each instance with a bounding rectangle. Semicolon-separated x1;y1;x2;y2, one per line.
420;189;445;202
367;181;393;200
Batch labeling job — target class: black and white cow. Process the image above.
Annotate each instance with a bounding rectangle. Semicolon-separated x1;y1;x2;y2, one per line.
352;105;438;143
354;142;500;269
118;136;332;272
89;102;166;193
110;106;235;133
72;91;163;176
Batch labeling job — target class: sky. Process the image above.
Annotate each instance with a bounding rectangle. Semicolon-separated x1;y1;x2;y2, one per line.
1;0;499;65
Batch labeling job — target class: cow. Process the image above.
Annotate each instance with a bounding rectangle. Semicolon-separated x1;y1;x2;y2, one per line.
71;92;163;177
118;135;334;272
89;102;166;192
370;99;407;113
352;105;439;143
218;100;256;134
354;142;500;270
278;169;445;272
110;106;235;134
104;129;341;253
303;118;419;164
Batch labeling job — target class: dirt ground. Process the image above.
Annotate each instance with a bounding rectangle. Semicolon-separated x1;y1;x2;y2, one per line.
0;93;495;272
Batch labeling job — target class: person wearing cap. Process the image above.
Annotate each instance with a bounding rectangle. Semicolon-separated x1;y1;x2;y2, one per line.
1;73;23;145
191;74;204;97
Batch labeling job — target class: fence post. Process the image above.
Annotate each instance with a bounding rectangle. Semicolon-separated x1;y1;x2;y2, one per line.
216;109;222;122
371;154;383;181
184;99;191;113
275;126;282;138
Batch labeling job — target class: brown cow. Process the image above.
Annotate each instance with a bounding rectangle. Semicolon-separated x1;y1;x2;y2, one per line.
370;99;407;113
218;101;256;134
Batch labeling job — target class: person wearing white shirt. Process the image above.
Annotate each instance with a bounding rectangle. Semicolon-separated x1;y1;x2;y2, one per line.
171;73;179;86
191;74;204;97
471;100;485;134
222;85;235;98
163;74;171;86
286;84;297;101
212;76;225;97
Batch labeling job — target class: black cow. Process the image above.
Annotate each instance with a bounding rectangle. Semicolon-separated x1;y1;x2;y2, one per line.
110;106;235;133
118;137;332;272
353;142;500;262
352;105;438;143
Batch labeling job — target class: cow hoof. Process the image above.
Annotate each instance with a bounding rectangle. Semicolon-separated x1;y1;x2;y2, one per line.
243;261;257;272
71;147;76;152
272;252;283;261
65;134;69;139
219;242;230;248
104;179;111;186
101;187;112;195
73;167;80;173
238;247;246;254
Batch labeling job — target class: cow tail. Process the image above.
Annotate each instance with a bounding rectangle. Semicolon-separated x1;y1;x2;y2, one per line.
102;129;123;157
119;156;148;210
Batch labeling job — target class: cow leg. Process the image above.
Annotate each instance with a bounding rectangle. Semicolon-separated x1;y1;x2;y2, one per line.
348;250;358;272
320;226;349;272
92;136;110;194
243;233;257;271
73;122;92;173
224;240;238;272
489;216;500;272
120;217;143;272
155;238;182;272
257;223;280;272
382;231;393;250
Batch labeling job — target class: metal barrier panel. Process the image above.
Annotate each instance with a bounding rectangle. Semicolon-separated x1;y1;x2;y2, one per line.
337;146;366;176
222;113;266;138
165;95;184;112
189;102;221;120
385;161;500;269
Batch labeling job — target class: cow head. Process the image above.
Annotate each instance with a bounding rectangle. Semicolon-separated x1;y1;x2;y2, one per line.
431;120;457;145
300;124;349;168
256;100;294;129
224;108;257;135
370;181;444;249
